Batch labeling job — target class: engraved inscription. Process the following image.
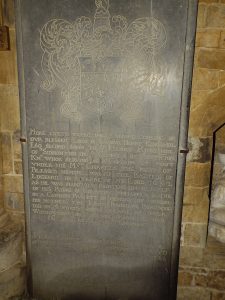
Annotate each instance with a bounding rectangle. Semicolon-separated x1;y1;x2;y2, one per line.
29;128;176;228
40;0;167;121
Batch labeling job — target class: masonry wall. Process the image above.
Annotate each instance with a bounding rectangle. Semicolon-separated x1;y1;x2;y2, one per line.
178;0;225;299
1;0;225;299
0;0;25;298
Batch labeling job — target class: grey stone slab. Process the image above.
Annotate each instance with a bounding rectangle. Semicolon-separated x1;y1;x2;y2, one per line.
15;0;198;299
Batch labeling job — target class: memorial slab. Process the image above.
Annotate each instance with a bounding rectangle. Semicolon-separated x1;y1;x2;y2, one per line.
15;0;198;299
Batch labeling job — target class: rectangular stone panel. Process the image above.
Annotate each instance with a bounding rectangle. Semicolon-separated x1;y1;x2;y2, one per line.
15;0;198;299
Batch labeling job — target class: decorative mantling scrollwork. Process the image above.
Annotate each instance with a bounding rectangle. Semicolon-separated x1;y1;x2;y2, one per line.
40;0;167;121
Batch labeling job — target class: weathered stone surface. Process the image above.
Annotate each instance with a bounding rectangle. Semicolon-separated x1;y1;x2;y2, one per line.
192;68;219;90
187;136;212;163
178;271;194;286
4;193;24;213
177;287;211;300
2;0;15;28
182;187;209;223
179;246;205;267
195;273;209;287
208;270;225;290
13;130;22;161
185;162;211;187
212;292;225;300
206;4;225;28
219;70;225;87
0;264;25;300
0;86;20;132
190;90;211;111
197;4;207;28
1;133;13;175
0;220;23;271
3;176;23;194
196;29;220;48
14;161;23;175
183;223;207;247
197;48;225;70
0;29;18;84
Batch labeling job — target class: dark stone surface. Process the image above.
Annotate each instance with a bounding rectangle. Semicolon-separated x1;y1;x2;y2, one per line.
15;0;197;299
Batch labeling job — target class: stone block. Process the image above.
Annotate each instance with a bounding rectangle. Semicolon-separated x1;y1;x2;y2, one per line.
212;292;225;300
197;4;207;28
190;90;211;110
183;223;207;247
13;130;22;161
195;273;209;287
2;0;15;28
0;221;23;272
0;86;20;132
3;176;23;194
182;187;209;223
0;29;18;84
4;193;24;213
206;4;225;28
192;68;219;90
179;246;204;267
208;270;225;290
0;264;25;299
196;29;220;48
185;162;211;187
197;48;225;70
14;161;23;175
187;136;212;163
1;132;13;174
177;287;211;300
178;271;194;286
219;70;225;86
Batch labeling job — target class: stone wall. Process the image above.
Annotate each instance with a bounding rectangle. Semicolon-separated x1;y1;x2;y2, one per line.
0;0;25;298
178;0;225;299
1;0;225;299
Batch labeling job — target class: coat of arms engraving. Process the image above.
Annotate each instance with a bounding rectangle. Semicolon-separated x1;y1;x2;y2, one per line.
40;0;167;121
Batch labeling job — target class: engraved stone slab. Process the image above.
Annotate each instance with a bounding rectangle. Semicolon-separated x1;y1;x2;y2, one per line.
15;0;198;299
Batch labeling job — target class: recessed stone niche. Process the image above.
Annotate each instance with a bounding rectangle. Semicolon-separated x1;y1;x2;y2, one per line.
209;125;225;244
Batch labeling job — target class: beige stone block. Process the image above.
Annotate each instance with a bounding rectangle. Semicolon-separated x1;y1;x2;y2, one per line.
0;221;23;272
3;176;23;194
192;68;219;90
190;90;211;110
0;86;20;132
178;271;194;286
177;287;211;300
13;130;22;161
183;224;207;247
4;193;24;213
0;29;18;84
197;4;207;28
179;246;204;267
185;162;211;187
219;70;225;86
1;133;13;175
208;270;225;290
206;4;225;28
195;273;209;287
199;0;218;2
14;161;23;175
2;0;15;28
220;31;225;48
212;292;225;300
0;264;25;299
197;48;225;70
182;187;209;223
196;29;220;48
